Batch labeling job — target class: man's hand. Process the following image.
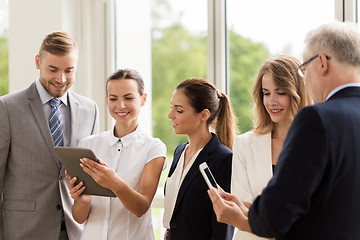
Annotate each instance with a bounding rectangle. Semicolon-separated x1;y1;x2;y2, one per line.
208;187;252;233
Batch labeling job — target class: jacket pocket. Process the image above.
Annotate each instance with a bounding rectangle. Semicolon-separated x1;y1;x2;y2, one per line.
3;199;36;212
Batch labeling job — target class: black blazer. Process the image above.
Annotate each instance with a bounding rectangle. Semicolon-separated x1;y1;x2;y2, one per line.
166;133;234;240
249;87;360;239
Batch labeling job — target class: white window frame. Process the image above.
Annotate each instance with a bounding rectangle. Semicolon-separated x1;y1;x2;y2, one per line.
8;0;355;131
207;0;228;93
336;0;357;21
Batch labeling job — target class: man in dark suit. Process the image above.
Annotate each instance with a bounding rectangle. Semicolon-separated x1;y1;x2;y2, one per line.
0;32;99;240
208;21;360;239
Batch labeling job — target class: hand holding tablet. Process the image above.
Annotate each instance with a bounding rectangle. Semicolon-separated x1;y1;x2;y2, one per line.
54;146;116;197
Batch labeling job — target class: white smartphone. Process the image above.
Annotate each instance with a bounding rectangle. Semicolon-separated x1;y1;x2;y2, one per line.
199;162;223;197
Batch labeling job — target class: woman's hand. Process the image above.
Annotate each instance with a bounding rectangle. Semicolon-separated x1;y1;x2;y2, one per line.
79;158;119;191
80;156;165;218
65;170;91;224
65;170;91;205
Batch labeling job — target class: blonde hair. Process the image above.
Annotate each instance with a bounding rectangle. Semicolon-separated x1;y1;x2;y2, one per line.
252;55;310;134
39;31;77;60
176;78;238;150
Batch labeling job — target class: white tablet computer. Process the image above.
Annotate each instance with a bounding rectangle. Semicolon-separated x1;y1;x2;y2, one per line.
54;146;116;197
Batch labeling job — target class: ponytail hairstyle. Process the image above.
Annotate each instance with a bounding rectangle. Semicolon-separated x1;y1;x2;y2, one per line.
176;78;238;150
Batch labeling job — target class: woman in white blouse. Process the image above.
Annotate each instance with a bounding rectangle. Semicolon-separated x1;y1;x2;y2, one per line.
65;69;166;240
231;55;309;240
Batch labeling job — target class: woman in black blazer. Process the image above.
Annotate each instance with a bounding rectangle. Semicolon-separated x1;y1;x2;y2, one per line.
163;78;237;240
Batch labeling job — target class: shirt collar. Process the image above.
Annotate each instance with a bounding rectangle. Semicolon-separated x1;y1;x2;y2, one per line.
35;78;68;106
326;83;360;101
106;125;143;148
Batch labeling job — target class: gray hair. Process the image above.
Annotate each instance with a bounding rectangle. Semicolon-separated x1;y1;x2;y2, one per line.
304;21;360;67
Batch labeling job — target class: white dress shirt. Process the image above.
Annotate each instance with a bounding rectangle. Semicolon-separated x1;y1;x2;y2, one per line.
36;78;85;240
77;126;166;240
162;145;202;229
326;83;360;100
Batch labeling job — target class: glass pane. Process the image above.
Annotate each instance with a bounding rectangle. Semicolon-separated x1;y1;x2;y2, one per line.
358;0;360;23
0;0;9;96
151;0;207;239
227;0;335;133
151;0;208;154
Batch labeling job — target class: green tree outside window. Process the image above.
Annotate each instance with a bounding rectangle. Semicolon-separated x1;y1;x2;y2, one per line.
0;36;8;96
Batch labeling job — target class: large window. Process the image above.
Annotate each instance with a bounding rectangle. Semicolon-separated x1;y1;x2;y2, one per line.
0;0;9;96
227;0;335;133
115;0;207;238
151;0;208;154
151;0;208;238
113;0;339;239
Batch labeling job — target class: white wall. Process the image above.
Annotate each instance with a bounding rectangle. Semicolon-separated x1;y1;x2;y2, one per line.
8;0;125;132
9;0;64;91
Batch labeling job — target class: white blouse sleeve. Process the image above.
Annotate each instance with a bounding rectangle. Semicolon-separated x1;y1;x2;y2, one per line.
146;138;167;169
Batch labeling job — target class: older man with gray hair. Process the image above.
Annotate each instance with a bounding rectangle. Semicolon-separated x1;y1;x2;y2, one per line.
208;21;360;240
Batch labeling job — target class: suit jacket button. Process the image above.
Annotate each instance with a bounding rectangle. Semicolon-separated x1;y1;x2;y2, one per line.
56;204;61;210
170;223;176;229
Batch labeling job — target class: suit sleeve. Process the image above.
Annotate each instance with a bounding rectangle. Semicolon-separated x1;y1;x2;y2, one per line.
0;98;10;240
232;135;254;202
249;107;328;237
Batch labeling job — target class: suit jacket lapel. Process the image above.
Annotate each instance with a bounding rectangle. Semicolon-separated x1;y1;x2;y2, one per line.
172;134;217;215
168;144;186;177
27;83;60;167
68;92;79;147
250;132;272;196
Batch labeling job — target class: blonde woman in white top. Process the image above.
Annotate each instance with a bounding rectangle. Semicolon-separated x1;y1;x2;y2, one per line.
65;69;166;240
231;55;309;240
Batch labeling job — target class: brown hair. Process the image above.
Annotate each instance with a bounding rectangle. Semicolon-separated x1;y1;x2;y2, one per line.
252;55;310;134
106;69;145;96
176;78;238;150
39;31;77;60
